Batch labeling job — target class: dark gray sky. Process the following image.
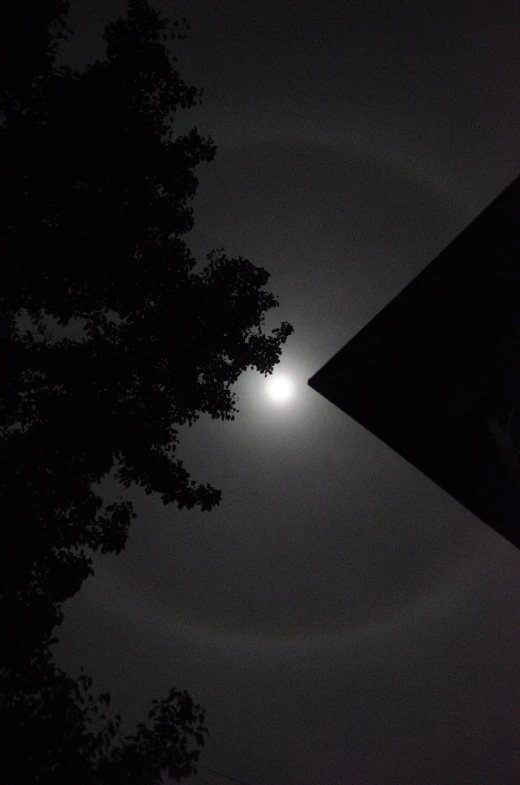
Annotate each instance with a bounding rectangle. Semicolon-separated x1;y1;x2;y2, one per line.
55;1;520;783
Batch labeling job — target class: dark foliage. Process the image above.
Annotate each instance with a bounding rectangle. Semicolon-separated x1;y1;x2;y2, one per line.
1;0;292;642
1;637;208;784
0;0;293;781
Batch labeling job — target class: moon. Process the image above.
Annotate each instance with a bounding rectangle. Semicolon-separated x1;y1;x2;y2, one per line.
266;374;294;404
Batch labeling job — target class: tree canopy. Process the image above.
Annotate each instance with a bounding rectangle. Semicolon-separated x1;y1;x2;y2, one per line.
1;639;208;784
1;0;292;640
1;0;293;780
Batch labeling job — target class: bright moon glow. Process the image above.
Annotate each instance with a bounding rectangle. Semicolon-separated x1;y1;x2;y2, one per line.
267;375;294;404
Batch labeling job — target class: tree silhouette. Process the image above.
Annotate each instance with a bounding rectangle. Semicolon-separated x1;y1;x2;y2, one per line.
0;0;71;94
1;0;292;640
1;638;208;784
1;0;293;780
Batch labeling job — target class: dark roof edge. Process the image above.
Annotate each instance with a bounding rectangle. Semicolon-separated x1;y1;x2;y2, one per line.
309;172;520;395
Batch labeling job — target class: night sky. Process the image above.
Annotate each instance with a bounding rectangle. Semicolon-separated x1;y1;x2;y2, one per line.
54;1;520;783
